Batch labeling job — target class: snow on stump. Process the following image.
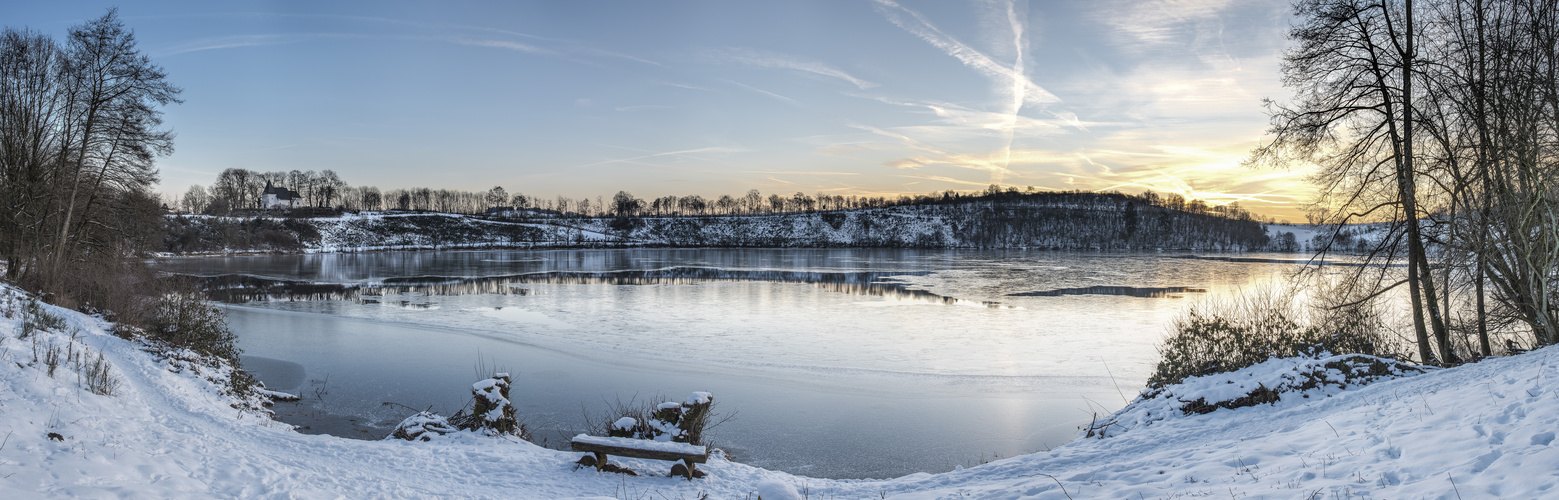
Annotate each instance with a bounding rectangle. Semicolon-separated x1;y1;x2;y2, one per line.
680;391;713;446
608;417;638;438
467;373;518;436
390;411;456;441
640;392;715;444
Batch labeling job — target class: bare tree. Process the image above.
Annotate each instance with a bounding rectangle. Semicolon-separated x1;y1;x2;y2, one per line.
612;190;641;217
485;186;508;209
1252;0;1454;363
180;184;206;214
0;10;181;305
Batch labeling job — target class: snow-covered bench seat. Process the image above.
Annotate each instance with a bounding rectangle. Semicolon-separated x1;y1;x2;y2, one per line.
570;434;708;479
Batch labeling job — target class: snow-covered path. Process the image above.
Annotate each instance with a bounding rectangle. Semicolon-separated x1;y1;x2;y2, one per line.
2;285;1555;499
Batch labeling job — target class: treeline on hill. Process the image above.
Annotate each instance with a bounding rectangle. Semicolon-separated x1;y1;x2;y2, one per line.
164;190;1271;252
184;165;1275;223
0;12;246;371
1241;0;1559;365
606;191;1269;250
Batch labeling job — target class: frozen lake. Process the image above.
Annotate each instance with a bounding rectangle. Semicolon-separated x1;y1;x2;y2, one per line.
160;248;1303;479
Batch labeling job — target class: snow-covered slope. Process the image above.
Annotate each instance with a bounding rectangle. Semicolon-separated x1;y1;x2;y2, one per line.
1264;223;1387;254
163;196;1277;254
3;284;1555;498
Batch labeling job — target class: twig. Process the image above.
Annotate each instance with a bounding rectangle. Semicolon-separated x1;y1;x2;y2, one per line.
1102;360;1130;404
1028;473;1073;500
1448;472;1463;499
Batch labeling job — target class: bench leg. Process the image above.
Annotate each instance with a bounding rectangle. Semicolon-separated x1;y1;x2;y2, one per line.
593;452;608;471
672;459;702;479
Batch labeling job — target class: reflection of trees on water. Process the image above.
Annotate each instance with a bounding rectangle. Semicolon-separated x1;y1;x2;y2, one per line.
1172;254;1399;268
510;267;920;286
514;268;1003;307
1008;286;1208;298
193;266;1007;308
810;281;1006;308
199;274;530;303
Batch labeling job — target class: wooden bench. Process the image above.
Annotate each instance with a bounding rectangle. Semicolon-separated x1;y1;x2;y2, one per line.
570;434;708;479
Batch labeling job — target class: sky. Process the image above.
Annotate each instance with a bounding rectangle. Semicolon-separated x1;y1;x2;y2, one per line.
1;0;1315;220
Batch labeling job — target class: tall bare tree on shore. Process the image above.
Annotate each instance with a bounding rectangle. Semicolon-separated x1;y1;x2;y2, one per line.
0;10;180;288
1254;0;1450;363
1257;0;1559;360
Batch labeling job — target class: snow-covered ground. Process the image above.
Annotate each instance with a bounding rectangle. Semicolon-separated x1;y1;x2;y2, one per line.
2;283;1556;498
1265;223;1389;254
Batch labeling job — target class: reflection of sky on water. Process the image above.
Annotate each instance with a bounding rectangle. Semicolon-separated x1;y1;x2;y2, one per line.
168;249;1308;479
196;266;1012;308
475;307;573;329
166;249;1311;381
1010;285;1209;298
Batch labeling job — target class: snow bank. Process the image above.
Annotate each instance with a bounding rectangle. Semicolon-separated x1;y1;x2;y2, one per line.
2;282;1556;498
1088;353;1427;438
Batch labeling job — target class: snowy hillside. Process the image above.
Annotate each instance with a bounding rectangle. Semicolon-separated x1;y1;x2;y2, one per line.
162;195;1275;254
1264;223;1388;254
163;212;629;254
3;283;1556;498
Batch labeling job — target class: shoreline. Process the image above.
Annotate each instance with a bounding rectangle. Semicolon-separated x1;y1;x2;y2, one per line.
3;282;1555;497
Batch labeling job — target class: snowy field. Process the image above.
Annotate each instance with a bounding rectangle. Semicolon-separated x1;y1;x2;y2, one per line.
2;283;1556;499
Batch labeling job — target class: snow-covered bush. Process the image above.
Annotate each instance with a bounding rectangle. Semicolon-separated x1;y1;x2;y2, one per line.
589;392;715;445
608;416;638;438
1089;353;1425;438
142;338;270;411
146;290;240;362
390;412;457;441
396;373;529;442
1149;285;1395;388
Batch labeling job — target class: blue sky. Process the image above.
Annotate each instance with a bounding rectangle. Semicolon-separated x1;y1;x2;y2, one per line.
3;0;1313;219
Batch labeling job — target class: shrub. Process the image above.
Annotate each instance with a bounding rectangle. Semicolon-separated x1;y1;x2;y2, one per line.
1148;284;1396;388
81;352;118;396
20;297;66;338
146;290;241;362
584;392;718;446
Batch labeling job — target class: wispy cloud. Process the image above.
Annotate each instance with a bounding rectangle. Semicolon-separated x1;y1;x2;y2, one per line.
449;38;557;56
575;146;745;169
863;96;1078;137
870;0;1072;186
159;33;354;56
651;79;711;91
870;0;1057;106
155;12;661;66
723;79;802;106
1046;143;1316;214
613;105;672;112
1091;0;1236;56
991;0;1030;186
742;171;860;176
895;173;996;188
710;47;877;89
